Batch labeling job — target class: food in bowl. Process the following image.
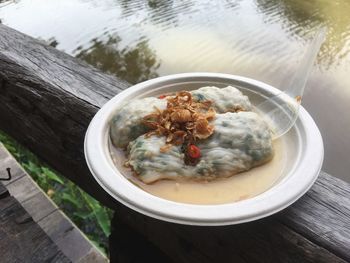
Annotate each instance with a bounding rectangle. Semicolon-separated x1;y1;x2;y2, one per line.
108;86;283;204
85;73;323;224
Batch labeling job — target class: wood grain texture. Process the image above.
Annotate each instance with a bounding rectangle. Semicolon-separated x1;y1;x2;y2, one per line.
277;171;350;261
20;191;58;222
0;195;70;263
112;171;350;263
5;175;39;203
39;210;104;262
0;24;130;208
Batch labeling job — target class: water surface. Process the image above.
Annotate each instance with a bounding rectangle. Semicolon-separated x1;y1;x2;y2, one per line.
1;0;350;181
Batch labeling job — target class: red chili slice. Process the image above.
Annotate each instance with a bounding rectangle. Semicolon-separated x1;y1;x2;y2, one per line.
158;95;166;99
187;144;201;159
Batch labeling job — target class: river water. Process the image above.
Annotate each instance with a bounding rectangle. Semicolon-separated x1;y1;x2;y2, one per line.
1;0;349;182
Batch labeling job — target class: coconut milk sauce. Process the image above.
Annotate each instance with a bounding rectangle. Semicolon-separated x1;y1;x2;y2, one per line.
109;138;286;205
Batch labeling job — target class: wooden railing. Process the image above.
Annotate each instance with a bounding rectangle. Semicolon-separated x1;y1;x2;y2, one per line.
0;24;129;208
0;25;349;262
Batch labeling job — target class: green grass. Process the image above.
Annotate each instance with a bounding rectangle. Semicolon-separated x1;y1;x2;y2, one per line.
0;130;113;256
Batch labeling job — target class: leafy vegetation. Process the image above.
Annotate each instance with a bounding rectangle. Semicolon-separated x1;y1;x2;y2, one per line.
0;130;113;255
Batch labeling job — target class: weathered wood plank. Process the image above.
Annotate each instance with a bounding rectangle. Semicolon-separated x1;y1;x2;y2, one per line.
77;248;109;263
0;195;70;262
0;141;108;262
0;143;10;160
5;175;40;203
21;191;58;222
39;210;97;262
0;24;130;208
277;171;350;261
0;145;26;186
0;143;58;222
114;209;346;263
0;143;61;221
112;171;350;262
109;215;174;263
0;182;8;199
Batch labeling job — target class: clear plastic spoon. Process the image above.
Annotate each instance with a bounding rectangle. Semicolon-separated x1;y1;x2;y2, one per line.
256;27;327;140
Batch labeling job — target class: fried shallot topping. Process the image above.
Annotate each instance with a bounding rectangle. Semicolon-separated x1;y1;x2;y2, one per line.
142;91;216;164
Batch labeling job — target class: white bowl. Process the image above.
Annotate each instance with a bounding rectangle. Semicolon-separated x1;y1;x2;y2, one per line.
84;73;324;226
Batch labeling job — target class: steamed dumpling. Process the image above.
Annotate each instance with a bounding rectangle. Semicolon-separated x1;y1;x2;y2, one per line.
195;112;274;178
127;112;273;183
127;135;188;183
110;97;167;148
191;86;252;113
111;85;251;149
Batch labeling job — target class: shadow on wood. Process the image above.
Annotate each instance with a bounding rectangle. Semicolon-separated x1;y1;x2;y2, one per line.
111;172;350;263
109;215;173;263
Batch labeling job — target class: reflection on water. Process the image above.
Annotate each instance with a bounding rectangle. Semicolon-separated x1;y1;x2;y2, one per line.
76;36;159;84
256;0;350;68
0;0;350;181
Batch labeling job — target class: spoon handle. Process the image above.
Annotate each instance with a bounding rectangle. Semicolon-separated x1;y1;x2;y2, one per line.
256;27;327;140
286;27;327;100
